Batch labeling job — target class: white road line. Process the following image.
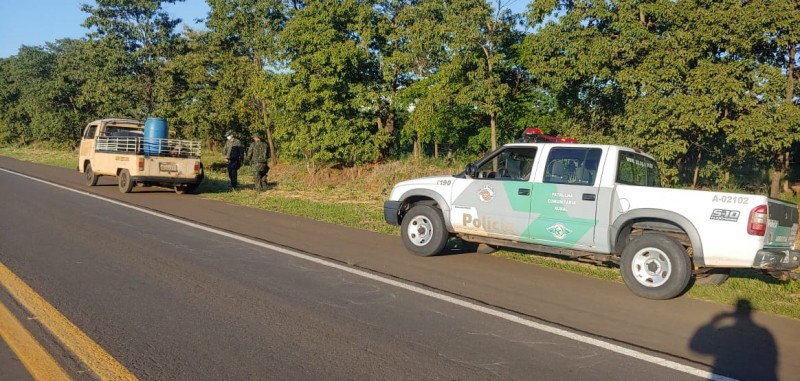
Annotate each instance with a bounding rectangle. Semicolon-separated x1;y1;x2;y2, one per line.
1;168;736;381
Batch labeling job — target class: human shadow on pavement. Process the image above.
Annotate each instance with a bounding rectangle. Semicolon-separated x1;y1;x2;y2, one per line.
690;299;777;381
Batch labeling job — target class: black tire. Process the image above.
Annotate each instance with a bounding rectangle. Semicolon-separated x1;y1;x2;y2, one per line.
400;204;449;257
620;233;692;300
475;244;498;254
174;183;200;194
196;163;205;183
693;268;730;286
85;163;99;186
118;169;134;193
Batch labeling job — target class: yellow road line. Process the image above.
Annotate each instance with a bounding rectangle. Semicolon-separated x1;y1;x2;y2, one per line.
0;301;71;380
0;262;137;381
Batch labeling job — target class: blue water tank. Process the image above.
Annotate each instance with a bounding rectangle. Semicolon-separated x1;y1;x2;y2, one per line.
144;117;168;155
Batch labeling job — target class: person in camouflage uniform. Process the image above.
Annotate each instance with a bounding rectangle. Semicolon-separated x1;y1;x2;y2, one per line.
223;130;244;189
244;132;270;191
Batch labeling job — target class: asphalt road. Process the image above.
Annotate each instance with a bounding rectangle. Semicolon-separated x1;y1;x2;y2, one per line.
0;156;798;380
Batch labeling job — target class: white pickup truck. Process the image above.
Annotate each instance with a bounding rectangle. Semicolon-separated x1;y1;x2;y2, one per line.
383;142;800;299
78;118;204;194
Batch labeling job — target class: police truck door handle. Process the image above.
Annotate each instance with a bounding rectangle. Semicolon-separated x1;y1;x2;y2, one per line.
518;188;530;196
582;193;596;201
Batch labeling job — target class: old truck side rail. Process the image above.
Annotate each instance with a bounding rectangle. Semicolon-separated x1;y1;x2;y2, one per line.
95;137;202;158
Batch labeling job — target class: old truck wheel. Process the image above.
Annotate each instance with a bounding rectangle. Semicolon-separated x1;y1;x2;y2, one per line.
401;204;449;257
118;169;134;193
85;163;99;186
620;233;692;300
175;183;199;194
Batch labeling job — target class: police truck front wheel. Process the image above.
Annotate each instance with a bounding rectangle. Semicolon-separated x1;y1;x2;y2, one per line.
401;204;449;257
620;233;692;300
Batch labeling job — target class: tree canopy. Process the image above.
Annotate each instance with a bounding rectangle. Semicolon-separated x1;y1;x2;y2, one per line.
1;0;798;193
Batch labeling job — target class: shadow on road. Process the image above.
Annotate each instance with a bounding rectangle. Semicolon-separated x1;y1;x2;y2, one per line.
690;299;777;381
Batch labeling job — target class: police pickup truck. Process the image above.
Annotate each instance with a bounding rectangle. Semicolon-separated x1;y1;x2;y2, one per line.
383;142;800;299
78;118;204;194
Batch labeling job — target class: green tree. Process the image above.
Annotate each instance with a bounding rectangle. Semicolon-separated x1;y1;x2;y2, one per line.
446;0;523;152
393;0;453;159
0;56;25;144
206;0;289;165
81;0;186;115
66;38;142;123
0;41;97;147
278;0;386;169
44;39;102;145
190;36;256;146
754;0;800;196
401;67;483;159
169;29;219;143
520;0;800;191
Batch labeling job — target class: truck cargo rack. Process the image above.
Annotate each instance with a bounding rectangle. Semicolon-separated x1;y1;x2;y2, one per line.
95;137;202;158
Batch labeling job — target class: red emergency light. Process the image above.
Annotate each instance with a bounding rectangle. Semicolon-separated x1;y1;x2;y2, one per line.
519;127;577;143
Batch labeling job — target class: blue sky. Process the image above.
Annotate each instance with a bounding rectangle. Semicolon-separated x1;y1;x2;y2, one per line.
0;1;210;58
0;1;530;59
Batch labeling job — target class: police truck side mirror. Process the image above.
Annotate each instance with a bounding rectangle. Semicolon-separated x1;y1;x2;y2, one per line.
465;163;477;178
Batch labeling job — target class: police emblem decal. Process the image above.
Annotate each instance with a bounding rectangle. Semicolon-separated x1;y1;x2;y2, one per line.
546;223;573;240
478;186;495;202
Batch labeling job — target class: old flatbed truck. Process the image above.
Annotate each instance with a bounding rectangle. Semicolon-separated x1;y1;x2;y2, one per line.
78;118;204;194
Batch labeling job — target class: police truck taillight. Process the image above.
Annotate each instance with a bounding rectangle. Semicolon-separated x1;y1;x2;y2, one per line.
747;205;768;236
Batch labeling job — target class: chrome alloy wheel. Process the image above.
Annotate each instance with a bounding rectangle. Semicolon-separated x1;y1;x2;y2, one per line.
406;214;434;247
630;247;672;287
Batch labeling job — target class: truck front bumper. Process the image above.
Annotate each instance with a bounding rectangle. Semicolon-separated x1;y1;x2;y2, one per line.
384;200;401;226
753;249;800;271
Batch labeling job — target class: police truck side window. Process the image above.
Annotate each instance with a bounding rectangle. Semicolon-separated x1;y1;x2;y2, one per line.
544;147;602;185
476;147;537;180
616;151;660;187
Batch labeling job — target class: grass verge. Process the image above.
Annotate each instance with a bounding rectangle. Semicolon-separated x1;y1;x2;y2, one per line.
2;146;798;319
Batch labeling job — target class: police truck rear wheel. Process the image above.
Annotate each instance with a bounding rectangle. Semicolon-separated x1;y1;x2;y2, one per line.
118;169;134;193
476;244;498;254
401;205;449;257
620;233;692;300
85;163;99;186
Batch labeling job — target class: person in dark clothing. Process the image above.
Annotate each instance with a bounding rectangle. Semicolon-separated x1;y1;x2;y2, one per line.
222;130;244;189
244;132;270;191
